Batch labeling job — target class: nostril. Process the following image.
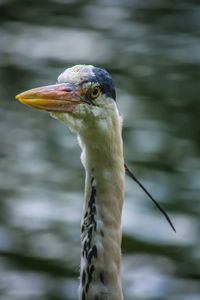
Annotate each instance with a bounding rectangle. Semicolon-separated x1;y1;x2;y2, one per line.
60;83;75;93
58;87;72;93
64;87;73;92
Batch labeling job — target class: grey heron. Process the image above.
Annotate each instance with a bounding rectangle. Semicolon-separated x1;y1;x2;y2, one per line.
16;65;175;300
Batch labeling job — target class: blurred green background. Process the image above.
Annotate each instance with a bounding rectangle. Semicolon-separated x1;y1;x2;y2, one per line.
0;0;200;299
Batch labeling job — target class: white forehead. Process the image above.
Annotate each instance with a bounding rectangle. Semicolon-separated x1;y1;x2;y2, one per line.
57;65;95;84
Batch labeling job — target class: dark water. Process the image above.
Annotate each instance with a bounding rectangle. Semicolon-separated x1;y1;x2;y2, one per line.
0;1;200;299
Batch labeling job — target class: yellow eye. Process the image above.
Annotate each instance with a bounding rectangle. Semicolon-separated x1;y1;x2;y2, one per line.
90;86;101;99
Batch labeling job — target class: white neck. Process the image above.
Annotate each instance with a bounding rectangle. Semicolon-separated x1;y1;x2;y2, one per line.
78;108;124;300
51;105;125;300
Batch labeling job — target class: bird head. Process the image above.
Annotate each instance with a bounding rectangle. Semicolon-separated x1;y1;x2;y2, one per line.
16;65;117;132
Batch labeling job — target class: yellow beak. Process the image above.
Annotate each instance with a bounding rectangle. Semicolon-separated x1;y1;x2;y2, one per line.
16;83;84;113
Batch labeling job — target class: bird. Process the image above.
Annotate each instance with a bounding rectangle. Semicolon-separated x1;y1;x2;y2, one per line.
16;65;175;300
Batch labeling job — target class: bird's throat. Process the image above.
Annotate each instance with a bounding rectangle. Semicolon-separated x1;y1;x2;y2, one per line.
78;113;124;300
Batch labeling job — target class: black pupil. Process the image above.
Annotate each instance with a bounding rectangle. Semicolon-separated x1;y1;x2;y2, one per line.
93;88;98;95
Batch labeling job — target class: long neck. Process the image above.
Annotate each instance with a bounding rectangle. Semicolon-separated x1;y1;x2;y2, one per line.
78;111;124;300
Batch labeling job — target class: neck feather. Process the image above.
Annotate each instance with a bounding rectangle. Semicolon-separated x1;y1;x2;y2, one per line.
78;109;124;300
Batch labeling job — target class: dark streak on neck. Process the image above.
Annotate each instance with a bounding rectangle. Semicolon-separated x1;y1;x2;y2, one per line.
80;170;98;298
80;170;107;299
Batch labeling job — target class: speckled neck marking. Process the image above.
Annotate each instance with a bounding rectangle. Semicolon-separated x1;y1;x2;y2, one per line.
80;171;106;300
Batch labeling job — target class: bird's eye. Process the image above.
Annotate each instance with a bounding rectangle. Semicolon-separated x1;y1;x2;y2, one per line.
90;86;101;99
